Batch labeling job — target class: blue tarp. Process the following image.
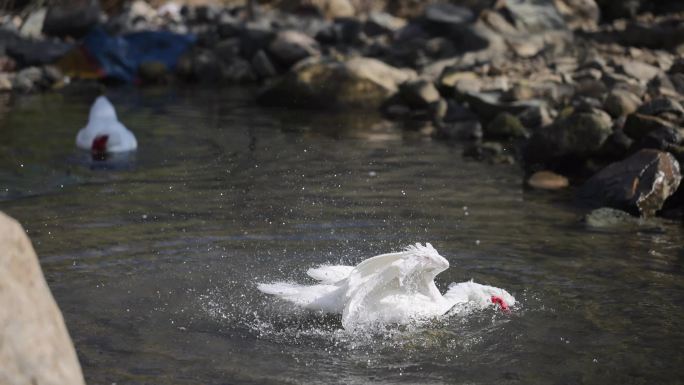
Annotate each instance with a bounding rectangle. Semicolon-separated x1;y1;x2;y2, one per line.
82;27;196;82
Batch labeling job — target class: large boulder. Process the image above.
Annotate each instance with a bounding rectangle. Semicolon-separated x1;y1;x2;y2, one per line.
257;57;416;109
42;3;101;39
267;30;320;68
524;110;613;168
0;212;85;385
578;149;681;216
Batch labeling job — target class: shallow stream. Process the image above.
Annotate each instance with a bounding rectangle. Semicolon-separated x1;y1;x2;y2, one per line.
1;88;682;384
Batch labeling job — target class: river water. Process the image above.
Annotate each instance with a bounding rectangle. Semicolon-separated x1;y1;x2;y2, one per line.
0;89;682;384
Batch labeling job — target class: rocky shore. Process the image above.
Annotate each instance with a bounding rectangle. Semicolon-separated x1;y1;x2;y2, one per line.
2;0;684;219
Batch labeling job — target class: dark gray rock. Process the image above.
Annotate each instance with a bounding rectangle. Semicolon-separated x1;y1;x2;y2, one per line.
462;91;546;120
598;129;633;160
603;89;641;118
525;111;613;167
632;126;682;151
42;3;100;38
221;58;256;83
251;50;278;78
399;78;440;109
623;113;676;142
138;61;169;84
213;38;241;63
364;12;406;36
636;97;684;118
437;119;482;141
619;60;661;82
463;141;514;164
502;0;566;32
5;38;72;67
424;3;475;26
268;30;320;68
12;66;43;92
578;149;681;216
485;112;529;139
583;207;640;229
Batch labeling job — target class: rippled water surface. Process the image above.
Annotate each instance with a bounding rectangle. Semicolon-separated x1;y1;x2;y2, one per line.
1;89;683;384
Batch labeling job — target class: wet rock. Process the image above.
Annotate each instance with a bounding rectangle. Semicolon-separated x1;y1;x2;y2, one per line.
213;38;241;63
463;141;514;164
583;207;640;229
423;3;475;26
619;60;661;82
42;3;100;39
188;49;222;83
12;66;43;92
623;113;676;142
0;73;12;92
603;89;641;118
0;212;86;385
251;50;278;78
555;0;600;30
240;21;276;60
399;78;440;109
20;8;46;39
502;0;566;32
437;68;478;90
257;57;415;109
671;73;684;95
5;39;72;67
647;73;678;98
485;112;529;139
42;65;63;84
221;58;257;83
633;126;682;152
518;104;554;129
300;0;355;19
636;97;684;119
268;30;320;68
0;56;16;72
578;149;681;216
525;111;613;168
364;12;406;36
527;170;569;190
462;91;545;120
598;129;633;160
138;61;169;84
437;119;482;140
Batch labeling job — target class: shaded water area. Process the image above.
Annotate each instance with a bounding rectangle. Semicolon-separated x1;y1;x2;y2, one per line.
1;88;683;384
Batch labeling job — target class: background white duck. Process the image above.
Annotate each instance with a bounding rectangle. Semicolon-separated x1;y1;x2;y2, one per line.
76;96;137;154
258;243;515;330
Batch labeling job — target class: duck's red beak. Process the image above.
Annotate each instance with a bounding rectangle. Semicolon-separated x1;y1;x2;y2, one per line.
92;135;109;153
491;295;510;313
91;135;109;159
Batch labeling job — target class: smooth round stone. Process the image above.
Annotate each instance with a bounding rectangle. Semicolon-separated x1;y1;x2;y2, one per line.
527;171;569;190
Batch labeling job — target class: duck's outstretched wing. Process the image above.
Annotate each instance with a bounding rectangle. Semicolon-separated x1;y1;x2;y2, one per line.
341;250;425;329
257;282;343;313
306;265;354;284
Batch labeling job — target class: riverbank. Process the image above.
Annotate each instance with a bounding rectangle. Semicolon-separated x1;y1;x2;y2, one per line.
1;0;684;219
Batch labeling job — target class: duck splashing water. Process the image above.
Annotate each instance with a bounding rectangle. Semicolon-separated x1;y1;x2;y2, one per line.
258;243;515;330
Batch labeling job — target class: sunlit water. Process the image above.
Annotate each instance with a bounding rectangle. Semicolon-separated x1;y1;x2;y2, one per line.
0;88;683;384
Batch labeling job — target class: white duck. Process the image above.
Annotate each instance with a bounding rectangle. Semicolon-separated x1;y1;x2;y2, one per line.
258;243;515;330
76;96;137;154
